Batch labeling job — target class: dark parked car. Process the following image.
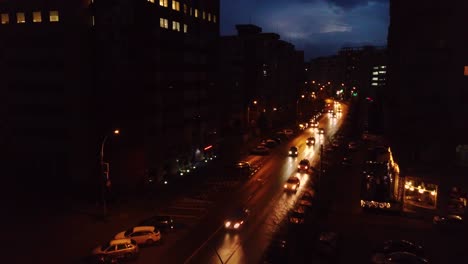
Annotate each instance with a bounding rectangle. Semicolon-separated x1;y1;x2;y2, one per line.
139;215;175;232
433;214;464;230
373;239;424;256
251;145;270;155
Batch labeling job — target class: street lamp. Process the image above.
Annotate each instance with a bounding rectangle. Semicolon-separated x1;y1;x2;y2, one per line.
100;129;119;217
246;100;257;129
296;94;305;122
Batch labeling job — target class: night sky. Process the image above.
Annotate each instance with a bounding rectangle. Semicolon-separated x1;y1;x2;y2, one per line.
220;0;389;61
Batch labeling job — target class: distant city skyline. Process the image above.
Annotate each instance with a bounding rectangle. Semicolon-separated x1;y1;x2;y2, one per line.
220;0;389;61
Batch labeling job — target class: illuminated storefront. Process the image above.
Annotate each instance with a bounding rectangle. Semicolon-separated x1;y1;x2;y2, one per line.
403;178;438;209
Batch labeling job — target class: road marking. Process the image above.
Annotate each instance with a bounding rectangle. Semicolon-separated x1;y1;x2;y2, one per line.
184;225;223;264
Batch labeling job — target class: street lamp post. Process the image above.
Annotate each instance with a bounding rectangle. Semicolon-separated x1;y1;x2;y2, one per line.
246;100;257;132
99;129;119;217
296;94;305;123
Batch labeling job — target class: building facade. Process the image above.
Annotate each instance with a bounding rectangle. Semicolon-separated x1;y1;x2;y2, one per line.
1;0;220;198
387;1;468;213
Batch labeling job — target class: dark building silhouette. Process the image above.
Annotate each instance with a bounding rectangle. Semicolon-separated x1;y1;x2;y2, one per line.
387;1;468;211
1;0;220;199
217;24;304;135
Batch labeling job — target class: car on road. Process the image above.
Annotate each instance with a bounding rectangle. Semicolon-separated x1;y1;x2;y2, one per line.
288;205;308;224
371;251;429;264
284;176;301;193
91;238;139;263
251;145;270;155
114;226;161;246
297;159;310;173
224;207;250;231
373;239;424;257
288;146;298;157
138;215;175;232
433;214;464;230
283;128;294;137
306;137;315;146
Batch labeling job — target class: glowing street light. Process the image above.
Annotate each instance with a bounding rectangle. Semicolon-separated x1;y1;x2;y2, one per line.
99;129;120;217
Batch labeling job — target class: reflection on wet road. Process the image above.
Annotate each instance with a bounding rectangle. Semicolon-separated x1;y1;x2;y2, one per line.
184;104;347;264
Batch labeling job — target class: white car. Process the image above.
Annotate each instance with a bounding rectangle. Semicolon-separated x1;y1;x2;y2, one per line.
91;238;139;262
114;226;161;246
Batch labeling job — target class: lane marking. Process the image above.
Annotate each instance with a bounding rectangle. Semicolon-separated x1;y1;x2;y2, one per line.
184;225;223;264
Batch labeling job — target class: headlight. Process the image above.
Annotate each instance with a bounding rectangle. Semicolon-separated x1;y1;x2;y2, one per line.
297;165;301;169
289;151;292;154
225;221;231;228
234;223;240;229
284;184;287;188
305;166;308;169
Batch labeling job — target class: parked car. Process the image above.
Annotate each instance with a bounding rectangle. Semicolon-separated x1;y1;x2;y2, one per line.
315;231;340;259
283;128;294;137
91;238;139;263
284;176;301;193
371;251;429;264
138;215;175;232
251;145;270;155
114;226;161;246
348;141;358;150
232;161;252;178
306;137;315;146
288;146;298;157
224;207;250;231
433;214;464;230
261;233;288;263
261;139;278;148
373;239;424;256
288;205;308;224
297;159;310;173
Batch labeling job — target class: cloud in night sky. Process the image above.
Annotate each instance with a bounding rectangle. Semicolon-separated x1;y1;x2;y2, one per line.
220;0;389;60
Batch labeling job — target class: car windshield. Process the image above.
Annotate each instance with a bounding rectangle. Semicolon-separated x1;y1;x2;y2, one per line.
287;177;299;183
228;209;246;220
101;242;111;251
124;228;133;237
300;160;309;165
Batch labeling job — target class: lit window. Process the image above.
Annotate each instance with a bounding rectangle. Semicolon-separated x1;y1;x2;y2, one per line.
208;13;211;21
183;24;188;33
1;13;9;24
172;21;180;31
202;11;206;20
465;66;468;76
33;11;42;23
373;66;379;69
372;77;378;81
379;71;386;74
183;4;187;14
160;18;168;29
371;83;378;86
91;15;95;26
16;12;26;23
159;0;168;7
380;65;386;69
172;1;180;11
148;0;155;3
372;71;379;75
49;11;59;22
213;15;216;23
194;9;198;18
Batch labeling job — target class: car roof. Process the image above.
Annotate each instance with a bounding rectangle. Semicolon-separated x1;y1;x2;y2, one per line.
133;226;156;232
287;176;300;181
110;238;133;245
